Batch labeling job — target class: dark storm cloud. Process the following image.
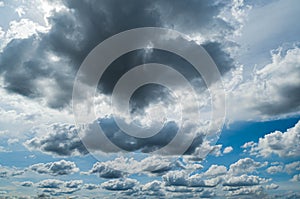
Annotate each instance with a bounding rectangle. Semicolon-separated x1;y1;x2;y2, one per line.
0;0;236;109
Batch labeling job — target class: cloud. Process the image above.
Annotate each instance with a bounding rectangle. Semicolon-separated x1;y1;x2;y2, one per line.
101;178;138;191
243;120;300;158
29;160;79;176
0;0;237;110
162;170;221;187
0;165;24;178
228;158;267;175
83;183;99;190
285;161;300;174
19;181;34;187
223;146;233;154
204;165;227;177
223;175;263;186
24;123;88;156
87;161;125;179
266;165;283;174
37;179;83;195
266;183;279;190
225;186;265;197
291;174;300;182
224;45;300;122
86;156;174;178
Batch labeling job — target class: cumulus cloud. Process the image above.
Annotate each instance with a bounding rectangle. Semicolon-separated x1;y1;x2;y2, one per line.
291;174;300;182
19;181;34;187
29;160;79;176
224;45;300;121
266;183;279;190
86;156;174;178
225;186;265;197
0;165;24;178
285;161;300;174
266;165;283;174
223;146;233;154
243;120;300;158
37;179;83;195
101;178;138;191
203;165;227;177
228;158;267;175
24;123;88;156
223;175;264;186
162;170;221;187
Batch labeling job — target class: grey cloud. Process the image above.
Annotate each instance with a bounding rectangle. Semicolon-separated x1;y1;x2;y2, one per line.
101;178;138;191
29;160;79;176
88;162;125;179
24;123;88;156
162;170;220;188
223;175;262;187
83;183;99;190
20;181;34;187
0;0;237;109
228;158;267;175
37;179;83;196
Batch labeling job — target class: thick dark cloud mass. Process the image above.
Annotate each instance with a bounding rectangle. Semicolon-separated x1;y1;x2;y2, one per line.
0;0;236;109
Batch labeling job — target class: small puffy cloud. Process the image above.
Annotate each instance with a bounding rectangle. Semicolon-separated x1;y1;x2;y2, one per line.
243;120;300;158
162;170;188;186
83;183;99;190
226;186;265;197
29;160;79;176
87;161;125;179
162;170;221;187
0;166;24;178
223;146;233;154
20;181;34;187
285;161;300;174
228;158;267;175
291;174;300;182
204;165;227;177
87;156;174;178
266;183;279;190
37;179;83;195
24;123;88;156
223;175;263;186
266;165;283;174
140;180;165;196
101;178;138;191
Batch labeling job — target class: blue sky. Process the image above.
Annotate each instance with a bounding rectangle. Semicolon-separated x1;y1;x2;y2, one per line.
0;0;300;198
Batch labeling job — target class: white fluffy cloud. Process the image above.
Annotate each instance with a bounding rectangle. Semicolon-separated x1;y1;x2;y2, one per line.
291;174;300;182
37;179;83;195
228;158;267;175
223;146;233;154
243;120;300;158
101;178;138;191
87;156;174;178
29;160;79;176
266;165;283;174
223;175;264;186
285;161;300;174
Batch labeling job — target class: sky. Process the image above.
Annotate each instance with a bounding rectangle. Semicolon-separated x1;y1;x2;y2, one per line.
0;0;299;198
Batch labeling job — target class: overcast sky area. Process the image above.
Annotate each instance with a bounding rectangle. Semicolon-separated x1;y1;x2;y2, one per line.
0;0;300;198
